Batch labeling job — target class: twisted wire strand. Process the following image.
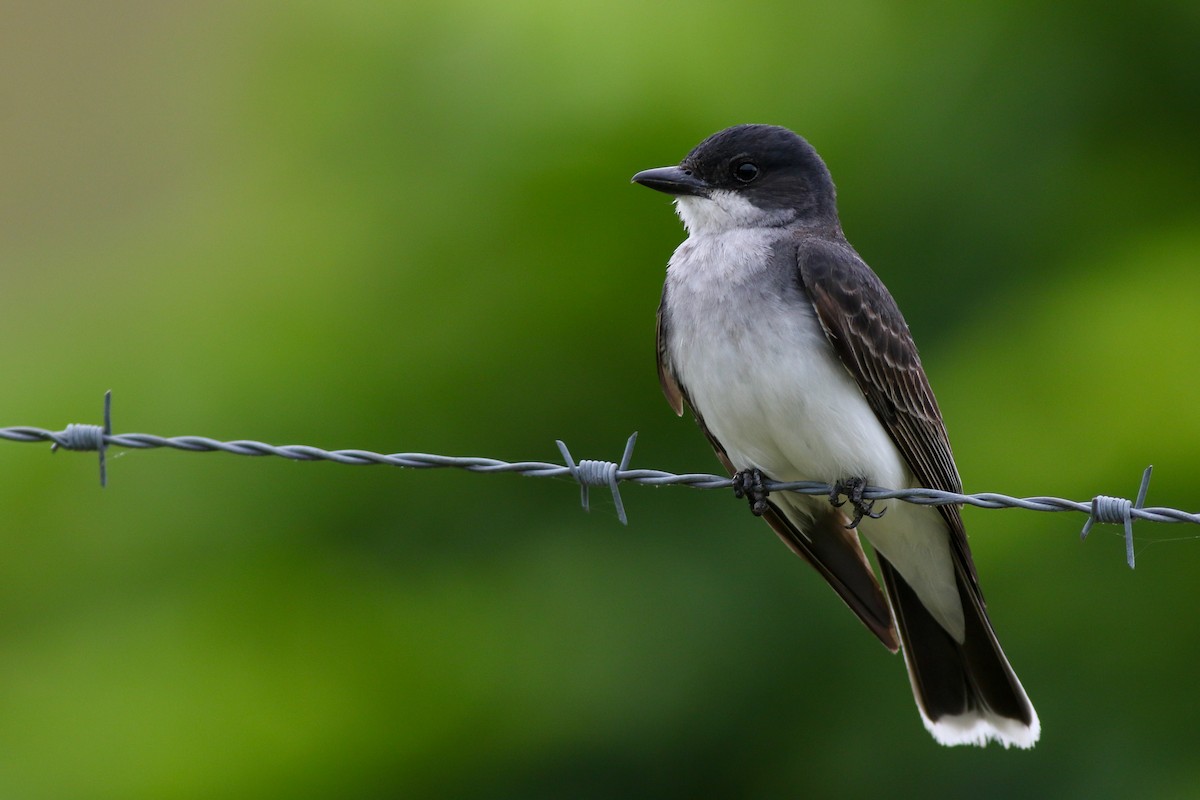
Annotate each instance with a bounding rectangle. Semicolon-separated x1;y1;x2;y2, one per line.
2;394;1196;568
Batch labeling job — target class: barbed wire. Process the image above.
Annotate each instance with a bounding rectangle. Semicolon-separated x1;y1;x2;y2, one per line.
3;392;1196;569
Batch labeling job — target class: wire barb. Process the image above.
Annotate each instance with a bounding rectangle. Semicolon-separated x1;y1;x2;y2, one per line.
556;433;638;525
48;390;111;488
1080;465;1153;569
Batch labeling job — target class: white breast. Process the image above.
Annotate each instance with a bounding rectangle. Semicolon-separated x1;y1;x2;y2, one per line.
663;221;963;640
664;228;905;489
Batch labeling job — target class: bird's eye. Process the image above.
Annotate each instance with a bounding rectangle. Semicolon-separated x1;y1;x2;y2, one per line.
733;161;759;183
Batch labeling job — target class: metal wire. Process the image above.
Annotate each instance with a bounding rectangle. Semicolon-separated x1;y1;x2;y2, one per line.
3;392;1196;568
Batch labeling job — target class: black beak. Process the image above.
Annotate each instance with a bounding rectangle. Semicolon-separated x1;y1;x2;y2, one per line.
631;166;711;198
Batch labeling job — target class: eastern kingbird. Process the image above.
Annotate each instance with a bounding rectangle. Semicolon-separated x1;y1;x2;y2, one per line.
632;124;1038;748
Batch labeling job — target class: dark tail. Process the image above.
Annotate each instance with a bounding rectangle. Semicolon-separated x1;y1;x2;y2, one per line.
878;555;1040;748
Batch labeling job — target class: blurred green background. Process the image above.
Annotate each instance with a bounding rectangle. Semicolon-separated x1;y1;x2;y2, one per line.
3;1;1199;797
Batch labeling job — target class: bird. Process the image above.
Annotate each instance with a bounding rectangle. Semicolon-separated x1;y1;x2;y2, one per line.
631;124;1039;748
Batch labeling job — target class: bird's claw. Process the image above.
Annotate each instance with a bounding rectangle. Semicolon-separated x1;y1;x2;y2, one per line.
733;468;770;516
829;476;886;529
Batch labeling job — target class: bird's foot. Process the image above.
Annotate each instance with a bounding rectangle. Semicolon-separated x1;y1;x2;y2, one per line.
829;476;886;529
732;468;770;517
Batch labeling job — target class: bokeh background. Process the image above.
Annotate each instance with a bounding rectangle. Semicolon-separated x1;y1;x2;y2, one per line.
3;2;1200;797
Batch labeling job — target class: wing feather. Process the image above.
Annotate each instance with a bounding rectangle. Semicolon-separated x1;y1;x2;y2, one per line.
656;286;685;416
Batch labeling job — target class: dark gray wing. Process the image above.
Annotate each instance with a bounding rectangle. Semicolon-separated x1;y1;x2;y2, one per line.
657;283;899;650
656;290;684;417
798;237;1036;732
794;235;979;590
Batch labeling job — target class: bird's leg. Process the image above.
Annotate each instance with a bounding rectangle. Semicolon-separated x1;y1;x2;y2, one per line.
732;468;770;516
829;476;886;529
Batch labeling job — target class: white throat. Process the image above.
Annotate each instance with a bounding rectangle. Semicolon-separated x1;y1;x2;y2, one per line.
675;190;796;236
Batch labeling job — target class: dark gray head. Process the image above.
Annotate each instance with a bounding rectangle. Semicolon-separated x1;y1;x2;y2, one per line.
632;124;838;233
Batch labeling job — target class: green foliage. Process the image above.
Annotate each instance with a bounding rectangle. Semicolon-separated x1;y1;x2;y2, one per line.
2;1;1199;797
